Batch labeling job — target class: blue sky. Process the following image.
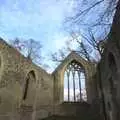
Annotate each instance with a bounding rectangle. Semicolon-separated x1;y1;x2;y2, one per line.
0;0;109;100
0;0;111;72
0;0;83;100
0;0;77;72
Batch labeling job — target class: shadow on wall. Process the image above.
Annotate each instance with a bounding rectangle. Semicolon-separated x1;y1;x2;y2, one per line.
22;70;36;106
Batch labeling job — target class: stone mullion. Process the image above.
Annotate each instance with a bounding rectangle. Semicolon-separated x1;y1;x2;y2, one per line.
78;71;82;101
72;69;76;102
67;70;70;101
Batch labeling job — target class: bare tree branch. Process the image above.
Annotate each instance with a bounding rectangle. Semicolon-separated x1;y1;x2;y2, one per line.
9;38;42;64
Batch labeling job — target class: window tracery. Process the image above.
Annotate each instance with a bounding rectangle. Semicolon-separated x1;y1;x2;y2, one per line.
64;60;87;102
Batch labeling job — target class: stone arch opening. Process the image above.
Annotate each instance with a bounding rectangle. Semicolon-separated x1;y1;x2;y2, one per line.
108;52;117;72
108;52;117;95
23;70;36;100
107;52;119;120
64;60;87;102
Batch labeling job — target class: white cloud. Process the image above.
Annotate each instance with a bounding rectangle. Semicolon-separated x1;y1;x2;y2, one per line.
52;33;81;51
64;88;81;101
0;0;77;72
64;88;87;101
0;0;75;40
53;34;68;50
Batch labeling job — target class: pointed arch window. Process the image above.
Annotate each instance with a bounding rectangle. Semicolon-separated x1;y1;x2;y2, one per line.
108;52;117;73
23;71;35;100
64;60;87;102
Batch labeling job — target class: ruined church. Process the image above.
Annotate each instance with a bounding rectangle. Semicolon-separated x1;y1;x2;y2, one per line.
0;39;97;120
0;1;120;119
0;32;120;120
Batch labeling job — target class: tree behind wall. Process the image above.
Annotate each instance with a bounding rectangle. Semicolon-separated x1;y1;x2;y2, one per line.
10;38;42;65
52;0;114;64
51;30;105;64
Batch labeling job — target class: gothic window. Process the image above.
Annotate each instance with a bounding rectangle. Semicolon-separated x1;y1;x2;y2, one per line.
108;53;117;94
108;77;114;95
23;71;35;100
108;101;112;111
107;101;112;120
108;52;117;73
107;53;118;120
64;60;87;102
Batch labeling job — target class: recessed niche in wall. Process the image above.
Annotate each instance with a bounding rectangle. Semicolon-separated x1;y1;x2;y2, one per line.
23;70;36;100
108;52;117;72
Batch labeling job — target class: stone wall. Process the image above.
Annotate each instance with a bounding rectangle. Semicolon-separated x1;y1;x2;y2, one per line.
52;51;96;104
0;39;98;120
0;39;54;120
97;40;120;120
